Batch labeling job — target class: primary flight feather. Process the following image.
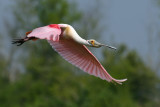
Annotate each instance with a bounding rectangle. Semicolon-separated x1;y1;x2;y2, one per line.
12;24;127;84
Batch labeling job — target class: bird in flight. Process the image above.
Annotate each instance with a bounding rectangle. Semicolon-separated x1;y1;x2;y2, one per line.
12;24;127;84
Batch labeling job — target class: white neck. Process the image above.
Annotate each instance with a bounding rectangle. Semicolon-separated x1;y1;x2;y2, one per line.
76;37;89;45
72;33;89;45
63;25;90;46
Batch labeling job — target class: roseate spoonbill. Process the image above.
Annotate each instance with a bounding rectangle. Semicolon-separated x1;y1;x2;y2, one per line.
12;24;127;84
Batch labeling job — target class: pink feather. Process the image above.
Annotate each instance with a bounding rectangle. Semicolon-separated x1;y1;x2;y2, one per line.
48;38;127;84
27;24;61;41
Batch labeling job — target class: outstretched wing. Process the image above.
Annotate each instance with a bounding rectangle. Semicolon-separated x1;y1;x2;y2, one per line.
48;38;127;84
27;24;61;41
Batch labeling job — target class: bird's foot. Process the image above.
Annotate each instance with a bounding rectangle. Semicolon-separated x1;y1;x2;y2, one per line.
12;38;29;46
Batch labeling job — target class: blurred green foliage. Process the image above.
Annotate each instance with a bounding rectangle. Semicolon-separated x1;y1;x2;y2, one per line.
0;0;160;107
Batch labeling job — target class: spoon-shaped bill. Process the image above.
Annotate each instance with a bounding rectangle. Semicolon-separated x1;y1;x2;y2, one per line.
102;44;117;50
94;41;117;50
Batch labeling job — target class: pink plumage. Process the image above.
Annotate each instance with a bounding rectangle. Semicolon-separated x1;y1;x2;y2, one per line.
48;39;126;84
13;24;127;84
27;24;61;41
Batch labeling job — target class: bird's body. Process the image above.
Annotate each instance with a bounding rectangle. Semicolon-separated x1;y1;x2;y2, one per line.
12;24;127;84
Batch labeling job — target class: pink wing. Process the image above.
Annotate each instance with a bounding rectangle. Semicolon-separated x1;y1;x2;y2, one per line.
27;24;61;41
48;38;127;84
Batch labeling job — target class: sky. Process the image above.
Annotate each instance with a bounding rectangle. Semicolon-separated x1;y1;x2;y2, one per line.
76;0;159;68
0;0;159;67
77;0;157;53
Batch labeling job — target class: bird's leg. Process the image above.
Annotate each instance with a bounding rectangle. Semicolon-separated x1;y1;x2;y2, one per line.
12;37;37;46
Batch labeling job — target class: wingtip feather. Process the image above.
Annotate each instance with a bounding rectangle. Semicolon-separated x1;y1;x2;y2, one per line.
111;78;127;85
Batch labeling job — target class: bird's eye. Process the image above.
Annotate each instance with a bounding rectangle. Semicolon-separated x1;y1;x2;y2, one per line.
91;40;94;43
